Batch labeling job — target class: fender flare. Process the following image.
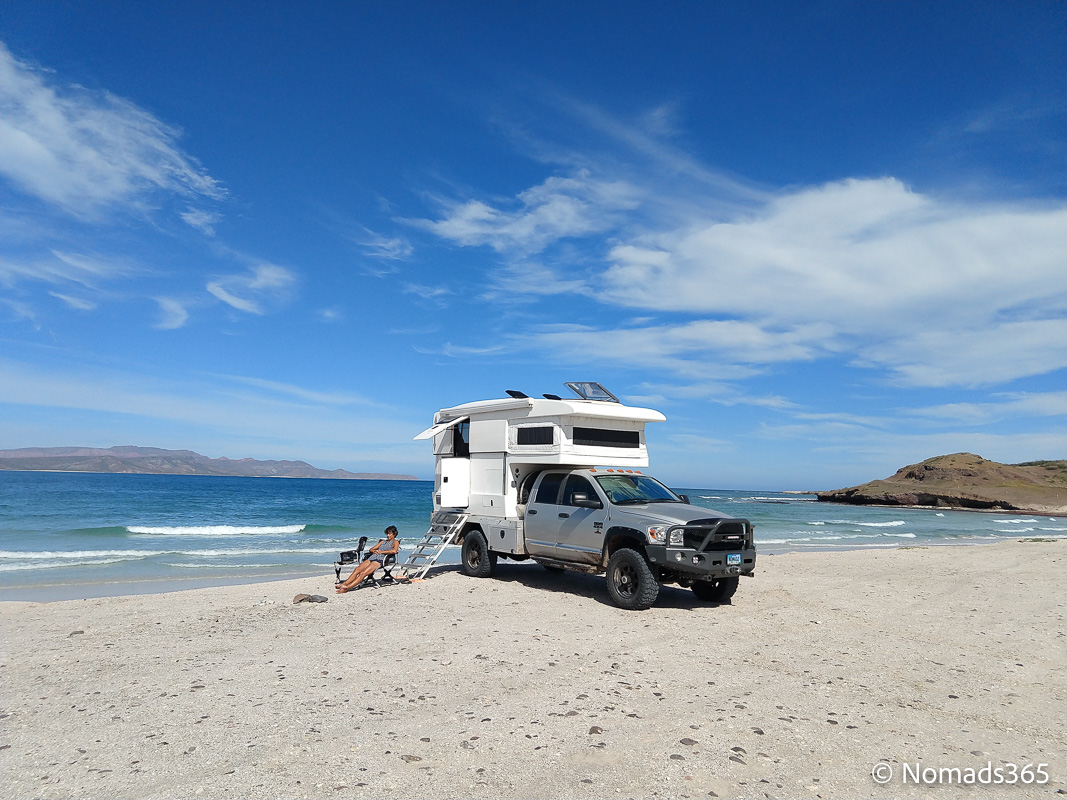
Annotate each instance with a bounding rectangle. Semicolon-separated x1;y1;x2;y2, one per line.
601;527;646;567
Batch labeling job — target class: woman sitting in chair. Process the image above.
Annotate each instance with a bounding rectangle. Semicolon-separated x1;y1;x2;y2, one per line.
336;526;399;592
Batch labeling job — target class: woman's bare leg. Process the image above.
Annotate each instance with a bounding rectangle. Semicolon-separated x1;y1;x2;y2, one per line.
337;560;378;591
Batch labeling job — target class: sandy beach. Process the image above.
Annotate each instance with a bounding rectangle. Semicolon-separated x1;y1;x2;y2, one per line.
2;541;1064;800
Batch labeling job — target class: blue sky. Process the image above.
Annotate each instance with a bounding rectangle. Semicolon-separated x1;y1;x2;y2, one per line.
1;1;1064;489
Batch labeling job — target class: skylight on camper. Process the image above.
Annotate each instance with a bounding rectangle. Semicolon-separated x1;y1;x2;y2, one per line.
565;382;620;402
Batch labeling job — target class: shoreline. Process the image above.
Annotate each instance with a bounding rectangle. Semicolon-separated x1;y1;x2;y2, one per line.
3;537;1061;604
815;497;1067;517
4;537;1065;604
1;541;1062;799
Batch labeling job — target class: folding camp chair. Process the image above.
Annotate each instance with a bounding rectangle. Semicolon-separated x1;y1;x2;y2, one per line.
361;551;393;588
334;536;368;583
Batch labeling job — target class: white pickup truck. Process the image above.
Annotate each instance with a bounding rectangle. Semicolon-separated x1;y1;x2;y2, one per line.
414;383;756;610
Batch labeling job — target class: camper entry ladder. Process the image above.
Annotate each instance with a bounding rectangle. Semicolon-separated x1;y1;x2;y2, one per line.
399;510;467;579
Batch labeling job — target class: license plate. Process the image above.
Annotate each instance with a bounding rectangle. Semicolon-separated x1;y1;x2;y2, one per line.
727;553;741;565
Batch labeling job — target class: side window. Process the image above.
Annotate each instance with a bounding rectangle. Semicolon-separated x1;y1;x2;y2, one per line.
534;473;564;505
562;475;596;506
452;421;470;458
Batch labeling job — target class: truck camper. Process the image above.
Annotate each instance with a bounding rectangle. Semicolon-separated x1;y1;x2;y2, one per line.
408;382;756;610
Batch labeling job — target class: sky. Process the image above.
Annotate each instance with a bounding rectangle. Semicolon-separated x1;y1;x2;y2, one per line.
0;1;1064;490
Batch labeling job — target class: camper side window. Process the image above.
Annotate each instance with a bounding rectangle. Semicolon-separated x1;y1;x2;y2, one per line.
534;473;564;504
452;421;470;458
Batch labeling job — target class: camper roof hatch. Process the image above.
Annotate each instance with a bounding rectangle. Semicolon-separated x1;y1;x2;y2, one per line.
565;382;619;403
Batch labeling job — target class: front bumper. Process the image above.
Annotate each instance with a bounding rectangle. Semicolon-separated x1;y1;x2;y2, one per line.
646;544;757;578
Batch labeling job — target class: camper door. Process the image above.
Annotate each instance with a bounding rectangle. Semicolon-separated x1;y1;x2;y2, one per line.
438;456;470;508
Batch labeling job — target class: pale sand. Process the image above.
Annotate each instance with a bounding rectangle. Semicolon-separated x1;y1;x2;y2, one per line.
1;542;1064;800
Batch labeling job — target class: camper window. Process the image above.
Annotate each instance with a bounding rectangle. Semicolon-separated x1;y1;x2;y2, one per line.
516;426;554;446
571;427;640;448
452;421;470;458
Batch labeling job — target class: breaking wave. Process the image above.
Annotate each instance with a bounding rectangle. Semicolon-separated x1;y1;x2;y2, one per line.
127;524;307;536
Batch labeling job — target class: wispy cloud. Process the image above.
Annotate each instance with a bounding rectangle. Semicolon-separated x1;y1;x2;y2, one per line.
414;171;640;255
153;297;189;330
0;42;224;221
48;291;96;311
206;263;296;315
0;250;138;288
402;282;451;301
180;208;221;235
216;374;374;406
356;228;413;261
906;391;1067;426
419;111;1067;390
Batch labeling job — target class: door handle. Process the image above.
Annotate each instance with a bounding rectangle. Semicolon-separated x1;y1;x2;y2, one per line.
558;512;570;519
527;509;537;515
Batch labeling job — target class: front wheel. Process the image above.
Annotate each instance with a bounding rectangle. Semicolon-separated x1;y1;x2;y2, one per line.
691;576;738;603
460;530;496;578
605;548;659;610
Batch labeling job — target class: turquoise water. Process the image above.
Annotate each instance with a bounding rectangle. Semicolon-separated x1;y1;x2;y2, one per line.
1;472;1063;600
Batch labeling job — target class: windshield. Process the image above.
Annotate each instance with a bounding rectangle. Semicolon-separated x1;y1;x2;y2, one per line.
595;474;681;505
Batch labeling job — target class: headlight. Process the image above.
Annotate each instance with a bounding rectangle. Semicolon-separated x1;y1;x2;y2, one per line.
646;525;667;543
668;528;684;546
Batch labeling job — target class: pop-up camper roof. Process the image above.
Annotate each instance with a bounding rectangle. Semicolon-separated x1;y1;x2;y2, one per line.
414;383;664;469
414;383;665;438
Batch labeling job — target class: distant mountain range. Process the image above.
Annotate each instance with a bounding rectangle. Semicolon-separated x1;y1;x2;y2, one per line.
817;453;1066;515
0;446;419;481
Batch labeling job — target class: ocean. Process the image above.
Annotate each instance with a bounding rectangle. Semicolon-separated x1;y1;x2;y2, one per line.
2;471;1063;600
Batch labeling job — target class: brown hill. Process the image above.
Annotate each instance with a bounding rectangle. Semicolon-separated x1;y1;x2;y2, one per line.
0;446;418;481
817;453;1067;515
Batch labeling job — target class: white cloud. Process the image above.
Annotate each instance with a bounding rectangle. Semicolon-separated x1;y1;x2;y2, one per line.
49;291;96;311
0;42;223;220
402;282;452;301
422;166;1066;388
180;208;221;235
357;229;413;261
217;374;375;407
0;250;137;288
206;263;296;315
154;297;189;330
907;391;1067;426
416;171;640;255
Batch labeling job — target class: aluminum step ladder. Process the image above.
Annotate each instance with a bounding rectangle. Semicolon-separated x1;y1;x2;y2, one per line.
399;511;468;579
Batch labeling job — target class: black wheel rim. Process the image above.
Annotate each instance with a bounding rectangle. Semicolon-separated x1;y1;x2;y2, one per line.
614;562;636;598
467;544;481;569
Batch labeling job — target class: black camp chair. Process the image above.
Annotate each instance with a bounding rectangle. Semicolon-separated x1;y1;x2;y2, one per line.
363;550;399;588
334;536;368;583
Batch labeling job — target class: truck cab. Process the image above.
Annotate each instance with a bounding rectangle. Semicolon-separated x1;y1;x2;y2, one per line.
414;383;755;609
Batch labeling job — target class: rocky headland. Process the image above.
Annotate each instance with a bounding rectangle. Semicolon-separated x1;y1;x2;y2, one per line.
0;446;419;481
817;453;1066;515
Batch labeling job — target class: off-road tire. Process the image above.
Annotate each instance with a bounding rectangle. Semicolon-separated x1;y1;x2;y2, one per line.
691;576;739;603
605;548;659;610
461;530;496;578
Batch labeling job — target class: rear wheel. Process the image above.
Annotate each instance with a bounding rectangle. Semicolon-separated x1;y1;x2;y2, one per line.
461;530;496;578
605;548;659;610
691;576;738;603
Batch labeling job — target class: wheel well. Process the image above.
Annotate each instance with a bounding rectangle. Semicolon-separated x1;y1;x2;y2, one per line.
458;523;484;544
601;527;646;566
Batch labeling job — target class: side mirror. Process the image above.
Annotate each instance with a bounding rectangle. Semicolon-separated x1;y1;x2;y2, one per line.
571;493;602;509
677;494;690;504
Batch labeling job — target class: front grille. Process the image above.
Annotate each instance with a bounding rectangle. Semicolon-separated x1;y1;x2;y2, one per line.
675;519;750;552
